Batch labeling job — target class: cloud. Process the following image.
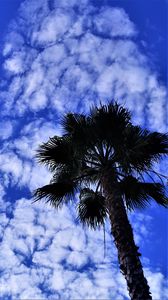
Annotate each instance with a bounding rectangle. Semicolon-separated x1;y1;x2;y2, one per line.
0;120;13;140
0;195;167;299
92;7;137;37
4;53;23;74
32;9;73;45
0;0;167;299
0;119;60;189
0;0;166;131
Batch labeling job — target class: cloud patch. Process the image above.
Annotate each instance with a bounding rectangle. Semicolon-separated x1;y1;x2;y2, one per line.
0;0;166;131
0;0;167;299
0;196;167;299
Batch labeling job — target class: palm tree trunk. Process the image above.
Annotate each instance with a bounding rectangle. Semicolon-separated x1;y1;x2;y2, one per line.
101;170;152;300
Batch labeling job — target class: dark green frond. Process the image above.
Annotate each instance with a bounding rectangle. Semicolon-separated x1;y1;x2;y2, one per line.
119;176;168;210
79;164;101;184
36;136;74;171
61;113;92;148
141;182;168;207
33;181;77;208
90;102;131;125
90;102;131;144
145;131;168;156
117;126;168;172
77;188;107;229
62;113;87;135
34;101;168;218
62;103;131;149
52;167;75;183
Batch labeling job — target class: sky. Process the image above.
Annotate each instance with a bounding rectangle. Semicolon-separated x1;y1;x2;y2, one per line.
0;0;167;299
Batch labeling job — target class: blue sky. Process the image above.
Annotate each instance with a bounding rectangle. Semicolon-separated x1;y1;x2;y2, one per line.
0;0;167;299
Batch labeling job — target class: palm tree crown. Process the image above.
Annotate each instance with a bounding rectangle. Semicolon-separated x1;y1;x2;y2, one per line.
34;102;168;222
34;102;168;299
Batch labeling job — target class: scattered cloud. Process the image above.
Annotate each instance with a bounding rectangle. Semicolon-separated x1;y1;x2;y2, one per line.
92;7;137;37
0;0;166;130
0;196;167;299
0;120;13;140
0;0;167;299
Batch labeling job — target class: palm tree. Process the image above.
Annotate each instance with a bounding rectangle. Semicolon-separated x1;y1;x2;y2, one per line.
34;102;168;300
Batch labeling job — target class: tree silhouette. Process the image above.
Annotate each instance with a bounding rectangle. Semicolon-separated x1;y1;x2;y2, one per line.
34;102;168;299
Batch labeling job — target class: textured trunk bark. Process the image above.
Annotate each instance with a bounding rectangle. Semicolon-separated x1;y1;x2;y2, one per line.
101;170;152;300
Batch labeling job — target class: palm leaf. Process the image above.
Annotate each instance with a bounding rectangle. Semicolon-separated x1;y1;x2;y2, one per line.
77;188;107;229
145;131;168;156
78;164;101;184
89;102;131;145
119;175;168;210
36;136;74;171
62;113;87;135
117;126;168;172
33;181;77;208
61;113;93;147
52;165;78;183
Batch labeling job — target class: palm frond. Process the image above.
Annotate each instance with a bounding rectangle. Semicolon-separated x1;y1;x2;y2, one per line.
90;102;131;125
51;164;80;183
78;164;101;184
77;188;107;229
119;175;168;210
34;101;168;219
61;113;93;147
145;131;168;156
36;136;74;171
89;102;131;145
33;181;77;208
62;113;86;134
117;126;168;172
141;182;168;207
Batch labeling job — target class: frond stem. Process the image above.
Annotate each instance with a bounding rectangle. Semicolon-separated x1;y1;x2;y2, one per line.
150;169;168;179
136;171;146;183
150;169;166;185
96;180;101;193
73;173;98;182
91;145;104;164
145;171;156;184
97;142;104;159
83;159;101;167
105;143;112;161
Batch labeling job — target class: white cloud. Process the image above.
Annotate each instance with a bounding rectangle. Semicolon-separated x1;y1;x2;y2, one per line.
0;0;167;299
32;9;73;45
147;77;167;131
144;269;168;300
40;44;66;64
0;152;23;185
3;43;13;56
23;63;44;98
0;120;13;140
0;189;167;300
0;0;166;130
53;0;89;9
93;7;137;37
0;119;60;189
4;54;23;74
